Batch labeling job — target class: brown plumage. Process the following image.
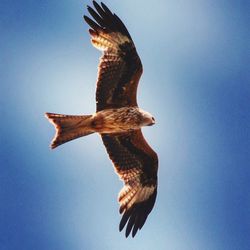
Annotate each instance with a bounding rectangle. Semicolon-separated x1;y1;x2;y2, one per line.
45;1;158;237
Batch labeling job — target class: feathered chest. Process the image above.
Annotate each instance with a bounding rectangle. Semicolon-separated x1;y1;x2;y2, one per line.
92;107;143;133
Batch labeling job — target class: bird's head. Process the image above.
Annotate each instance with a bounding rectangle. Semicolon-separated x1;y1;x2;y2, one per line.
139;109;156;127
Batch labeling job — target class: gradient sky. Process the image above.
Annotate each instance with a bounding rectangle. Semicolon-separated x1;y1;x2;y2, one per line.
1;0;249;249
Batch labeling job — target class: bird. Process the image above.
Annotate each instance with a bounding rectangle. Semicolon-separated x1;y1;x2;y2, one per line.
45;1;158;238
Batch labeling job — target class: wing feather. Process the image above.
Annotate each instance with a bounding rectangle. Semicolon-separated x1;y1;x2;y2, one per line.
87;6;106;27
102;130;158;237
84;2;157;237
84;1;143;111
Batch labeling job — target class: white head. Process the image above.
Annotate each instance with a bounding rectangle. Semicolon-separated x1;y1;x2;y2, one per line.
139;109;156;127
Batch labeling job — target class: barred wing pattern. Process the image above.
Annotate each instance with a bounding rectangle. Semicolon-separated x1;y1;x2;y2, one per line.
102;130;158;237
84;1;158;237
84;1;143;112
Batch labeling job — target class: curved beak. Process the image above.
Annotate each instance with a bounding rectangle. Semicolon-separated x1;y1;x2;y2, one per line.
149;120;155;126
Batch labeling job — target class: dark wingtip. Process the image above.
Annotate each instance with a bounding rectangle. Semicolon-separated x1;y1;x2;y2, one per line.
119;218;126;232
119;206;124;214
86;6;93;14
119;210;130;232
118;189;157;237
132;222;139;237
89;29;96;36
83;15;88;22
100;2;113;16
125;225;131;238
125;232;129;238
93;0;101;10
132;229;137;238
84;15;101;31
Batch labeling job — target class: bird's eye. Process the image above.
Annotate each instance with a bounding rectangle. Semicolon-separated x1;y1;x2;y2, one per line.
152;117;155;121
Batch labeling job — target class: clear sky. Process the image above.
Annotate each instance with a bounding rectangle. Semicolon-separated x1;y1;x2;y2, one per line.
1;0;249;249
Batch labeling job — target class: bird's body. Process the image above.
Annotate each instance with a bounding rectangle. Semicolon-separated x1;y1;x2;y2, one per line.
91;107;155;133
45;1;158;237
46;107;154;148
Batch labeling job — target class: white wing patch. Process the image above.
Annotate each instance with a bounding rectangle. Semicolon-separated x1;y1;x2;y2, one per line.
90;31;132;52
119;182;155;212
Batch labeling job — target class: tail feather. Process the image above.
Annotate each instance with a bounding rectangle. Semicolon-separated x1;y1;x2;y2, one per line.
45;112;94;149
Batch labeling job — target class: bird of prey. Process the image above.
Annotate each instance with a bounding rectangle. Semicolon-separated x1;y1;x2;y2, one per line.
45;1;158;237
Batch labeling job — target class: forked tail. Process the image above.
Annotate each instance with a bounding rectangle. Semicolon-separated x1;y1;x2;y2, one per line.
45;113;94;149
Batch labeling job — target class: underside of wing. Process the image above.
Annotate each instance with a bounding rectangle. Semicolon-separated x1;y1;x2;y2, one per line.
84;1;143;111
101;130;158;237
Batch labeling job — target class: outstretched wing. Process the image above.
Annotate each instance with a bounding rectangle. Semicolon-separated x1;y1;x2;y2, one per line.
102;130;158;237
84;1;143;111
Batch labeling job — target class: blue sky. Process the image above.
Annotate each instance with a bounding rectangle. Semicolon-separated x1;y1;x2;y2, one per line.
0;0;249;249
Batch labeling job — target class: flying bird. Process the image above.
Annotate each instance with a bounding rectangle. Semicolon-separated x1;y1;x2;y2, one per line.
45;1;158;237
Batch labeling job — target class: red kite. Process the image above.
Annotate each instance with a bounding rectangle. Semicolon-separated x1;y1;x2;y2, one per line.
45;1;158;237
